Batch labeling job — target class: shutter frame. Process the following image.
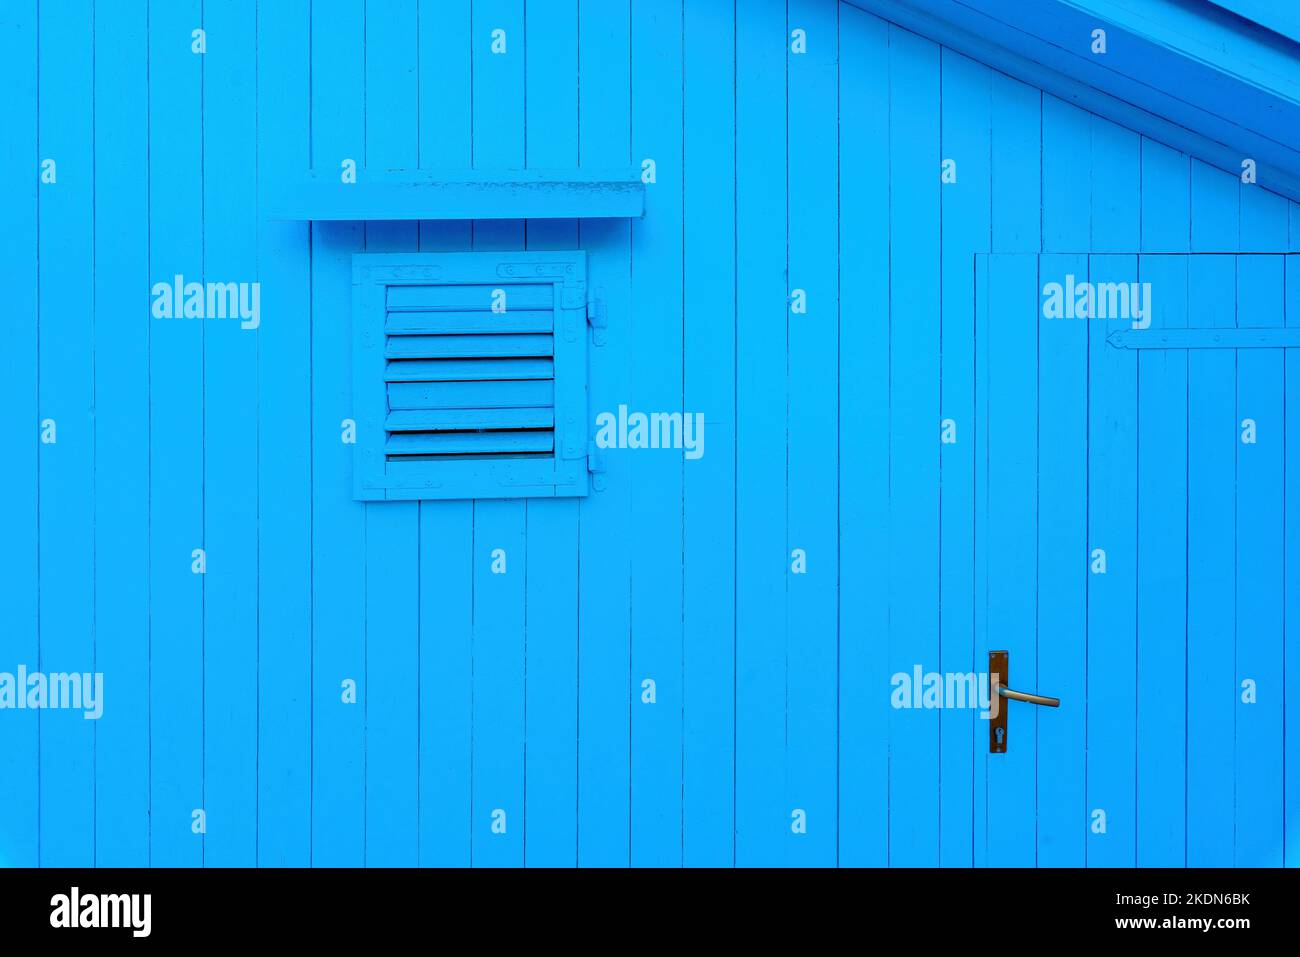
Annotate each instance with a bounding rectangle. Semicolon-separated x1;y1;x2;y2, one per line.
351;251;590;501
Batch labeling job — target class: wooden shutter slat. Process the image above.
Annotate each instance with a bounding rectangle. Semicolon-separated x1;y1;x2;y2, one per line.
385;333;553;359
385;310;555;334
385;430;555;456
386;283;554;311
385;357;554;382
387;378;554;410
386;407;555;431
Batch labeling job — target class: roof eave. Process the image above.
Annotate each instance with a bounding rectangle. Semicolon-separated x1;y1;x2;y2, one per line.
847;0;1300;204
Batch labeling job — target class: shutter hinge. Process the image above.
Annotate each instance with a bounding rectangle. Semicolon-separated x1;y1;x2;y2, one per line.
560;282;588;309
587;297;607;346
587;441;607;491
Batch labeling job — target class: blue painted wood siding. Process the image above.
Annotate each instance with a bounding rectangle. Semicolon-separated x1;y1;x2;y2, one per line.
0;0;1296;868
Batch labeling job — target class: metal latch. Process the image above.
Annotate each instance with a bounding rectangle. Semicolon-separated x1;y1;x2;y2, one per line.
587;441;606;491
587;296;607;346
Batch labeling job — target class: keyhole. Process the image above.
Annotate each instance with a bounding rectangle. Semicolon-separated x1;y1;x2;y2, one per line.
995;727;1005;746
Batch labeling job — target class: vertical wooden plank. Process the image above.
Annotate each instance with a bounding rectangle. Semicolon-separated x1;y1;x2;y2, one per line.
417;484;473;866
1139;139;1190;254
363;0;421;866
1035;252;1088;867
310;0;367;866
1235;188;1287;866
972;255;989;869
886;23;941;867
1134;140;1190;867
837;5;889;867
257;0;313;866
1041;97;1091;255
147;0;204;868
469;0;526;868
37;0;95;868
938;48;989;868
416;0;474;869
1187;161;1238;866
979;74;1038;867
0;0;40;868
522;0;580;868
1133;254;1188;867
784;0;838;867
1036;94;1090;867
1091;121;1140;253
1086;119;1141;867
1286;226;1300;869
989;77;1040;256
471;500;525;866
575;0;632;867
202;0;259;866
522;500;578;859
1085;249;1141;868
982;254;1038;867
628;0;685;868
734;0;787;867
417;489;473;866
93;0;150;867
682;0;736;868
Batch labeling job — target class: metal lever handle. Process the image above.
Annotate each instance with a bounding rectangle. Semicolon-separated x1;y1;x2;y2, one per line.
998;686;1060;708
989;651;1059;752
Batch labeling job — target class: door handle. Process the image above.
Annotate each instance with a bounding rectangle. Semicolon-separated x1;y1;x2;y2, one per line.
988;651;1059;753
999;686;1060;708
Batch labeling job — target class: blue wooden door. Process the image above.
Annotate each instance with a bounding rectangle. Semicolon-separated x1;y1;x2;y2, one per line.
975;252;1297;867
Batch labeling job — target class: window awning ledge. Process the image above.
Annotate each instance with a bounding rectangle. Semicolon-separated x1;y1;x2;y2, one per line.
264;169;645;221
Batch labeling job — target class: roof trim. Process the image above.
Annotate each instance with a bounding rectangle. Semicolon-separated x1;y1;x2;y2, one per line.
846;0;1300;203
1207;0;1300;47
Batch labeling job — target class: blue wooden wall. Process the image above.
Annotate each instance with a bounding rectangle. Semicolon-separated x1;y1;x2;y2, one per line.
0;0;1297;868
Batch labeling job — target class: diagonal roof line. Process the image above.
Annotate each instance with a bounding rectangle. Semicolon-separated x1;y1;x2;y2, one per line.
845;0;1300;203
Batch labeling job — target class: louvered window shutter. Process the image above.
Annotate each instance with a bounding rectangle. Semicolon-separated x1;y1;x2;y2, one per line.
352;252;591;500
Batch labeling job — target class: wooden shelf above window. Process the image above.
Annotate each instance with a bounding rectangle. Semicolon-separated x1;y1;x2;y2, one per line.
264;168;645;221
